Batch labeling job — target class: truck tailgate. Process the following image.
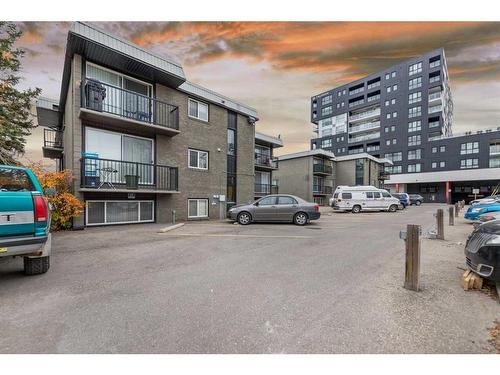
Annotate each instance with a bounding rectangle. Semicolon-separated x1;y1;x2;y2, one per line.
0;191;35;237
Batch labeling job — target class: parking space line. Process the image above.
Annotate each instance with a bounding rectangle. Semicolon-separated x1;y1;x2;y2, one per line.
159;232;313;239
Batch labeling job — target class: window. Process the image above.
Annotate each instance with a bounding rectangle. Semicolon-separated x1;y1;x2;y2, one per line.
227;129;235;156
341;193;352;199
384;152;402;162
409;77;422;90
392;71;396;78
386;113;391;119
460;159;479;169
391;99;396;105
393;84;398;91
321;106;332;116
440;146;446;153
432;147;437;153
188;149;208;170
408;106;422;118
188;98;209;122
439;161;445;168
321;95;332;105
408;121;421;132
408;149;422;160
86;200;154;226
393;165;402;174
408;135;421;146
386;140;391;146
277;196;298;205
341;102;345;107
431;162;437;169
429;104;442;114
391;126;395;132
407;163;421;173
0;168;35;191
393;112;397;118
460;142;479;155
384;127;389;133
408;92;422;104
355;159;364;185
430;56;441;68
386;86;391;93
409;62;422;76
188;199;209;218
366;192;374;198
392;138;397;145
385;100;390;106
337;91;341;97
490;158;500;168
385;73;390;80
321;138;332;148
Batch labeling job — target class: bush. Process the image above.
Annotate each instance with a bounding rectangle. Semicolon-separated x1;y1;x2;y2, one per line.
27;163;84;231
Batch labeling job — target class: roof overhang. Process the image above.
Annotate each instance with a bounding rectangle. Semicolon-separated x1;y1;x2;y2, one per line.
59;22;186;110
278;149;336;161
335;153;393;165
255;132;283;148
386;168;500;184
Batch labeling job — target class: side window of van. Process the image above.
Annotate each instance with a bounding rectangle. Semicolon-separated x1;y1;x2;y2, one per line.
366;192;373;199
373;192;381;198
382;191;391;198
341;193;352;199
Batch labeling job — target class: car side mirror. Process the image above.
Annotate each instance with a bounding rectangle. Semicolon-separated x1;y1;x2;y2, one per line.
44;187;57;196
254;202;259;206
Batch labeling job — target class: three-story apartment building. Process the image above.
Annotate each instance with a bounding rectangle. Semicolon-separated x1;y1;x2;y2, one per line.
38;22;258;227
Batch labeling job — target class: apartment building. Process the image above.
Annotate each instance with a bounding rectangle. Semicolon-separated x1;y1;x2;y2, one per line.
38;22;257;227
254;132;283;200
274;150;390;206
310;48;500;203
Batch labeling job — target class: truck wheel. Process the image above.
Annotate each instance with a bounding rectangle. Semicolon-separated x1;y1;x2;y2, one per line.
352;205;361;213
389;204;398;212
24;256;50;275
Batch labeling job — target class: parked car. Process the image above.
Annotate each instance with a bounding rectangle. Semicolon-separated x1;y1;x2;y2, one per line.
0;165;52;275
329;185;400;213
470;195;500;205
478;212;500;222
464;219;500;282
392;192;411;208
228;194;320;226
408;194;424;206
464;202;500;221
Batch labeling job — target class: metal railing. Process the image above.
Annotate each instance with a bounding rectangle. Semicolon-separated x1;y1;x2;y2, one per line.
313;185;333;194
429;75;441;84
254;183;279;195
349;121;380;134
80;156;178;191
81;78;179;130
255;153;278;168
349;108;381;122
348;132;380;143
313;163;333;174
43;128;63;148
428;92;442;101
428;105;442;114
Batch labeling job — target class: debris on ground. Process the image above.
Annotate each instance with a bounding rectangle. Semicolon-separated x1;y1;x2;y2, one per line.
486;319;500;353
462;270;483;290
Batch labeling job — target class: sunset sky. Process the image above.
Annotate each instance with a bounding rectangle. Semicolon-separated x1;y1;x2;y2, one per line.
14;22;500;163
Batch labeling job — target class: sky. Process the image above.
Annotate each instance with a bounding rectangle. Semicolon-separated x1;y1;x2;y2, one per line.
13;21;500;163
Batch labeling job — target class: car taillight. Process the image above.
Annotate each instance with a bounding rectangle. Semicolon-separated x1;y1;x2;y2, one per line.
314;204;320;212
33;195;48;222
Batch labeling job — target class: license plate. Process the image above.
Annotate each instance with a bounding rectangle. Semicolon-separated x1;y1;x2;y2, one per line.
0;247;7;253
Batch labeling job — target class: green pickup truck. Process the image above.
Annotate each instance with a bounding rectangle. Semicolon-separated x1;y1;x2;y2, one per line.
0;165;51;275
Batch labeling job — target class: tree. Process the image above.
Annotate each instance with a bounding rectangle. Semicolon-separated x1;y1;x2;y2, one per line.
0;22;41;165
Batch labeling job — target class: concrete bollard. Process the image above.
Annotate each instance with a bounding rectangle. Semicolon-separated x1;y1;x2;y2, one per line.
172;209;176;225
449;206;454;226
436;209;444;240
404;224;421;292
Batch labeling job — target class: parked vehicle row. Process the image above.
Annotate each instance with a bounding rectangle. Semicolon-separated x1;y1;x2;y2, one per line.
0;165;52;275
464;200;500;221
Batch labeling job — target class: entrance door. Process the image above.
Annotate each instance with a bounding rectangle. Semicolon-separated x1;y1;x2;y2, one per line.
122;135;154;184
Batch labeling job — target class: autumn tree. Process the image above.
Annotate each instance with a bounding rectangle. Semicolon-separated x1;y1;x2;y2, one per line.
0;22;41;165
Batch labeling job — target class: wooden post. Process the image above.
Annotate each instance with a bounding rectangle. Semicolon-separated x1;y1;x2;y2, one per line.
404;224;421;292
455;203;459;217
436;209;444;240
449;206;454;226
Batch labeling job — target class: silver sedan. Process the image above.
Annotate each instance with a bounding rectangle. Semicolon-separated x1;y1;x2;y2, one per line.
227;194;321;226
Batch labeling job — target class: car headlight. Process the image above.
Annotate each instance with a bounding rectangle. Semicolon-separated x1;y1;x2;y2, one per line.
486;236;500;245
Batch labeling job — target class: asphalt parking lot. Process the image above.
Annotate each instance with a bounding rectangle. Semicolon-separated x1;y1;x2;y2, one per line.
0;204;498;353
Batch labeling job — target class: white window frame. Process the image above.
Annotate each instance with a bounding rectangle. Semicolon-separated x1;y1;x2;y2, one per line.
188;199;209;219
188;98;209;122
85;200;155;226
188;148;209;170
86;62;153;95
409;62;422;76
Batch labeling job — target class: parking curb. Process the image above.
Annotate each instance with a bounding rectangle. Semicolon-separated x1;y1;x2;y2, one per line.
158;223;185;233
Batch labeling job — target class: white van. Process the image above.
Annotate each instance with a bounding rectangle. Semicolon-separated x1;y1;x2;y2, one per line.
329;185;400;213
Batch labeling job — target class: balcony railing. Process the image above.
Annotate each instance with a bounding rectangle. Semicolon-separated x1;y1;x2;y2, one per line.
428;92;442;102
349;108;381;122
429;75;441;84
429;121;440;128
349;121;380;134
428;105;442;114
254;183;279;195
255;153;278;168
43;128;63;149
313;185;333;195
313;163;333;174
81;78;179;130
80;156;178;191
348;132;380;143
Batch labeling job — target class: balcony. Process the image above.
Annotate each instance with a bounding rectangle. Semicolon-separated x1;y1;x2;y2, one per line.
255;153;278;169
428;91;442;104
254;183;279;195
428;104;442;114
42;128;63;159
349;107;381;123
313;185;333;195
489;145;500;156
349;121;380;135
348;132;380;144
313;163;333;175
80;156;178;193
80;78;179;136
